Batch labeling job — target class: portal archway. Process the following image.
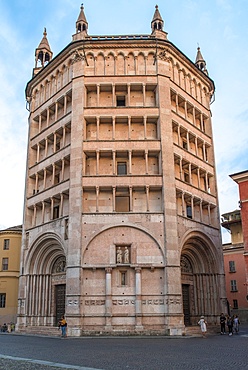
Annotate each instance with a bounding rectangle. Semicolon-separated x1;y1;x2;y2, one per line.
181;233;220;326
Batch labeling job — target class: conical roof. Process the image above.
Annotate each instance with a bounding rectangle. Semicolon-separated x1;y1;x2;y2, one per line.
195;46;205;63
37;28;52;52
77;4;88;24
152;5;163;22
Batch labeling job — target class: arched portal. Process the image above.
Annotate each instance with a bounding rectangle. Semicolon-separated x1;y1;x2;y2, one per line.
24;233;66;327
181;233;220;326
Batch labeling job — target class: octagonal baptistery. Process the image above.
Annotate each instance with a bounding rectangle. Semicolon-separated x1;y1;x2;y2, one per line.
17;5;227;336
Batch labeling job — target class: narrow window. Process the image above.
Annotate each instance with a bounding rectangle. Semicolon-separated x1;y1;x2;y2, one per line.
186;205;192;219
229;261;236;273
230;280;237;292
117;162;127;175
184;172;190;183
53;205;60;219
3;239;9;250
182;140;188;150
2;258;8;271
0;293;6;308
233;299;238;309
121;271;127;286
116;96;126;107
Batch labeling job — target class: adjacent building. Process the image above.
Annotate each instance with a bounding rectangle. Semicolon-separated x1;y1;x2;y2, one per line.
0;225;22;325
17;5;226;336
221;170;248;322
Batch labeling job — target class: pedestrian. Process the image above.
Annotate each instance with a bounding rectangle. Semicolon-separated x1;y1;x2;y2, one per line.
226;316;233;336
220;313;226;334
233;315;240;334
198;315;207;338
58;315;67;338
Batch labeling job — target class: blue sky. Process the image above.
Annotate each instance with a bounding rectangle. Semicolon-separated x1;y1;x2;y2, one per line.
0;0;247;243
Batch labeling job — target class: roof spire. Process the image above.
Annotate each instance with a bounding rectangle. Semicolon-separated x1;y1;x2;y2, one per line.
34;28;53;76
195;46;208;75
151;5;167;40
76;3;88;36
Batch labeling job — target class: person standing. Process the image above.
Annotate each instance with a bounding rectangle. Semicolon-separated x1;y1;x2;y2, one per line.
198;316;207;338
220;313;226;335
233;315;240;334
58;315;67;338
226;316;233;336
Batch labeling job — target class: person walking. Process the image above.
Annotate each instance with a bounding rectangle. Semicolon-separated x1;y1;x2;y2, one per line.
58;315;67;338
220;313;226;335
198;316;207;338
233;315;240;334
226;316;233;336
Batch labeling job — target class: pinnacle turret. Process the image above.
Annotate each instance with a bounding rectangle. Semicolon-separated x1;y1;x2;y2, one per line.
76;4;88;35
151;5;167;40
195;46;208;75
34;28;53;71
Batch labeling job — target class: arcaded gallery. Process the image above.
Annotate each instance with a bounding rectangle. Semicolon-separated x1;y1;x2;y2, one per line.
17;5;226;336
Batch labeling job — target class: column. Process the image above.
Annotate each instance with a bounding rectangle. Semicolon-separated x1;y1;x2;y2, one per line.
97;84;100;106
177;125;180;146
192;106;196;126
128;150;132;174
112;151;116;175
60;193;64;217
127;83;131;107
175;94;178;114
45;138;48;157
145;150;149;174
36;144;40;163
55;102;58;121
96;150;99;175
197;168;200;188
199;200;203;222
191;196;194;220
128;116;131;140
53;132;57;153
62;126;66;147
179;157;183;181
96;186;99;212
41;201;45;224
43;168;47;189
96;116;100;140
50;197;54;220
208;204;211;225
146;185;150;212
189;163;192;184
64;95;67;115
144;116;147;139
129;186;133;211
113;187;116;212
112;84;115;106
35;173;38;193
143;84;146;106
38;115;42;133
112;117;115;140
182;192;185;216
46;108;50;127
195;137;198;157
186;131;189;152
33;205;37;227
52;164;55;185
135;268;143;329
105;268;112;328
61;158;65;181
184;101;187;120
203;142;206;161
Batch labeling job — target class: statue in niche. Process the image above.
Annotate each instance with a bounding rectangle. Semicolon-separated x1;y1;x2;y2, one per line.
53;257;66;273
124;246;130;264
116;247;123;264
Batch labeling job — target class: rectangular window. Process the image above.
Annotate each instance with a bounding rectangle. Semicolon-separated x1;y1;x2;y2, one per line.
229;261;236;273
0;293;6;308
116;96;126;107
120;271;127;286
184;172;190;183
3;239;9;250
233;299;238;309
230;280;237;292
182;140;188;150
2;258;8;271
186;205;192;219
117;162;127;175
53;205;60;219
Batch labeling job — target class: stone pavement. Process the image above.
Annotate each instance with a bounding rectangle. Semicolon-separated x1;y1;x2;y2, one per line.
0;326;248;370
